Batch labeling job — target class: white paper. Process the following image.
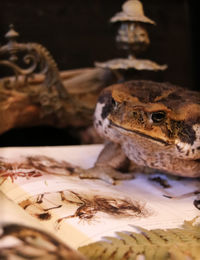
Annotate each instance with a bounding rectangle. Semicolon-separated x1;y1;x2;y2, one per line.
0;145;199;249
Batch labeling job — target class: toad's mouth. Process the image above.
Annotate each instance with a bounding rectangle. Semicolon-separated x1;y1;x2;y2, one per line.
110;122;170;146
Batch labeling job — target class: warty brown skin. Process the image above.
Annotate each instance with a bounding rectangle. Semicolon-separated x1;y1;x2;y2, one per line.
94;80;200;177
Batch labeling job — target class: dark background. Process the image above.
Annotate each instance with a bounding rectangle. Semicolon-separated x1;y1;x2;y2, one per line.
0;0;199;146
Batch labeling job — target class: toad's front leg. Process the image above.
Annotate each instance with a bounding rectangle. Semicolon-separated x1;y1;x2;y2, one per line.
75;142;136;184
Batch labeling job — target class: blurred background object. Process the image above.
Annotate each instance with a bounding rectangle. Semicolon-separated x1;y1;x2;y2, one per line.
96;0;167;81
0;0;198;146
0;26;116;144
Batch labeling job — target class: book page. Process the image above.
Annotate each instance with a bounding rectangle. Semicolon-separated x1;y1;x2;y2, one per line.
0;145;199;249
0;192;86;259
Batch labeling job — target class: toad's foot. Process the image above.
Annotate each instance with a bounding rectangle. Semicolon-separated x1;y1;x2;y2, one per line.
75;165;135;185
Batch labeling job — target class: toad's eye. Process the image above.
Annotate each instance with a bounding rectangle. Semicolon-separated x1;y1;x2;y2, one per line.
151;111;166;124
111;98;117;106
111;98;120;109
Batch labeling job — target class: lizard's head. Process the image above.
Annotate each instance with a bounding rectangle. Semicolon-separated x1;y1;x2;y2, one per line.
94;80;200;161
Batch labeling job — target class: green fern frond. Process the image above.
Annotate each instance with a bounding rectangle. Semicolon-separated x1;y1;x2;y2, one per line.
78;218;200;260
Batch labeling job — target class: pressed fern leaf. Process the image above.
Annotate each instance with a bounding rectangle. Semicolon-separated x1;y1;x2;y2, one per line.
78;218;200;260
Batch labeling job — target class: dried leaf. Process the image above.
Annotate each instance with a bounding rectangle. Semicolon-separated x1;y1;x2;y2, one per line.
79;218;200;260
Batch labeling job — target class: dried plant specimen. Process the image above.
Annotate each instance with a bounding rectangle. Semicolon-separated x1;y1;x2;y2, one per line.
19;194;62;222
149;175;171;188
0;157;42;184
0;155;76;184
79;218;200;260
18;190;151;226
193;198;200;210
57;190;151;224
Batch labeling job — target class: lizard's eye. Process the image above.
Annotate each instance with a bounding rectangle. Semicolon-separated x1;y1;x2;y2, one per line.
151;111;166;124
